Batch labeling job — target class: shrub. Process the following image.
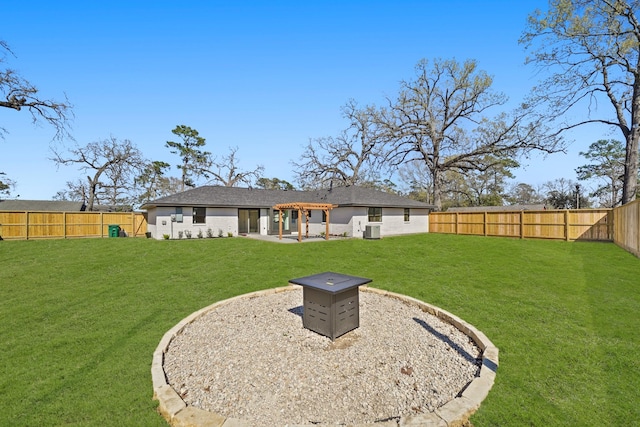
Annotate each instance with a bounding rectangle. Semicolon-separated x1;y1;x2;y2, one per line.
185;230;192;239
206;228;214;238
178;231;183;239
197;229;204;239
162;234;170;240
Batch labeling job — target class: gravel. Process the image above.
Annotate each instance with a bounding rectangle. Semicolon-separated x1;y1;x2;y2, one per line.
163;288;481;426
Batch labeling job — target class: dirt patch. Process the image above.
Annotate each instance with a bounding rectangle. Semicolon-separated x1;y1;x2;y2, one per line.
324;331;360;350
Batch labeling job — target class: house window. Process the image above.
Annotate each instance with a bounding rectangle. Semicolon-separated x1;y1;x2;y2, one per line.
193;207;206;224
368;207;382;222
404;208;410;222
322;210;327;223
175;207;183;223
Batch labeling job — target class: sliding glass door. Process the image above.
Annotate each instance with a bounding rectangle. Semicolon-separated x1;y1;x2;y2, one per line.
238;209;260;234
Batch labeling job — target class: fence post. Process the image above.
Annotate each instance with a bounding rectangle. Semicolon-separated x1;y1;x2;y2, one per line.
455;212;459;235
25;211;29;240
520;211;524;239
483;212;487;236
564;210;570;241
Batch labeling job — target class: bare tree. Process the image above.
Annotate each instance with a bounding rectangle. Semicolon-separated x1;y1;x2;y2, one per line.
51;137;146;210
398;160;434;203
521;0;640;204
1;40;73;193
100;154;141;208
53;178;88;203
203;146;264;187
376;58;563;210
293;100;383;189
1;40;72;140
135;160;173;203
439;169;474;209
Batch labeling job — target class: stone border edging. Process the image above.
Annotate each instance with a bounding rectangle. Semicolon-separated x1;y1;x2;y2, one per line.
151;285;499;427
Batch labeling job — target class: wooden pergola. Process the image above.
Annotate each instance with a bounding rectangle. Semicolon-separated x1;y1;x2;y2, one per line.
272;202;337;242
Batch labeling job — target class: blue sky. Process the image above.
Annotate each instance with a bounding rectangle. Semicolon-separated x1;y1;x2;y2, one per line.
1;1;610;200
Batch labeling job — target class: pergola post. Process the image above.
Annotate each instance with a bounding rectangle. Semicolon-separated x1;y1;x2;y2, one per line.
305;209;310;238
297;208;302;242
324;209;330;240
278;209;283;240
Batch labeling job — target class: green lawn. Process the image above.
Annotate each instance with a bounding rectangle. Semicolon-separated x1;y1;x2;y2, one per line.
0;234;638;426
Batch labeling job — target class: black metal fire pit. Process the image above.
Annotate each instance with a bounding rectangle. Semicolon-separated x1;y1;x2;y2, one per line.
289;272;372;341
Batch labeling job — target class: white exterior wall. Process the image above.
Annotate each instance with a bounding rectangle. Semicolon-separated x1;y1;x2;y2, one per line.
350;208;370;237
146;209;158;237
151;206;238;239
305;206;429;238
259;209;269;235
378;207;429;236
304;207;356;237
147;205;429;239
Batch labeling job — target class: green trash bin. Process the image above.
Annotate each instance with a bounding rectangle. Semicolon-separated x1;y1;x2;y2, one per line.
108;224;120;238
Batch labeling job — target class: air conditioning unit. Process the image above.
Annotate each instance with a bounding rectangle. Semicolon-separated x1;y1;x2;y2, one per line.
364;225;380;239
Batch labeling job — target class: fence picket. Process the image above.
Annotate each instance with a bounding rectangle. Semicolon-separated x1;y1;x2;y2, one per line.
0;211;147;240
429;209;612;241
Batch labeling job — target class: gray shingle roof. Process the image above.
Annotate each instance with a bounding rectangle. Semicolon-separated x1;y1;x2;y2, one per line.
141;186;434;210
0;200;86;212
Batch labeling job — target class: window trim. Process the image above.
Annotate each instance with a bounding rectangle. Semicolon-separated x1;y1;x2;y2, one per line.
404;208;410;222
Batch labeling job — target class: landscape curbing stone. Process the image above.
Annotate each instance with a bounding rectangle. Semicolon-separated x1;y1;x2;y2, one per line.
461;374;495;406
151;351;167;391
155;384;187;422
399;412;448;427
152;285;499;427
173;406;227;427
434;396;478;427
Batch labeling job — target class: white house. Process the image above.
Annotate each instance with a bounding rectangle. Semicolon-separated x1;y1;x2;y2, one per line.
140;185;434;240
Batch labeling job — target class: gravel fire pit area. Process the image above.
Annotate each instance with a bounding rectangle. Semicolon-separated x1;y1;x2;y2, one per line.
153;286;499;427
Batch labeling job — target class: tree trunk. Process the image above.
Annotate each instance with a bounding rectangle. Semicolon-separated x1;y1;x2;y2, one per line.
432;169;443;211
86;176;97;212
623;85;640;204
622;132;639;204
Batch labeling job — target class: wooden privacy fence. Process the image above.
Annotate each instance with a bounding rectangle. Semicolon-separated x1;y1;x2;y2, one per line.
612;199;640;257
429;209;613;241
0;211;148;240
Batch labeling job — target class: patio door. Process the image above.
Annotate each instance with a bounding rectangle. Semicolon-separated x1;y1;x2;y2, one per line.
238;209;260;234
268;209;291;235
